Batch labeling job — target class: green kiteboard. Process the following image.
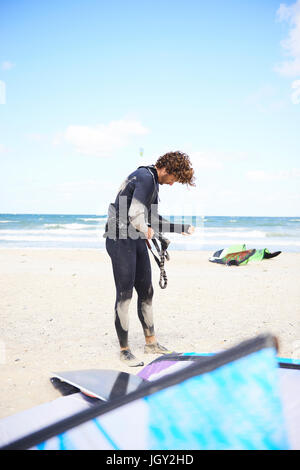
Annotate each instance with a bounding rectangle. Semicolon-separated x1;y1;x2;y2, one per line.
209;244;281;266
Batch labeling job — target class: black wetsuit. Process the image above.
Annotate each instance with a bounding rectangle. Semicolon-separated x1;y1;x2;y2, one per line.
104;165;190;349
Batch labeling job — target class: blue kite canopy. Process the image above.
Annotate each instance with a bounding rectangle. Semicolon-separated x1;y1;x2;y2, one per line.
1;334;299;450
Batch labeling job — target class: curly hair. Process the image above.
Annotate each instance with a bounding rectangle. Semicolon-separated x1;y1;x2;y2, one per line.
155;151;195;186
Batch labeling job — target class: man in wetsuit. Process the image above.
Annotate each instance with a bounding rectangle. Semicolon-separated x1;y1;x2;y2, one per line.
104;151;195;366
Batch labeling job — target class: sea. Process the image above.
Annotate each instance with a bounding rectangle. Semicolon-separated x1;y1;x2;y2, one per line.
1;213;300;253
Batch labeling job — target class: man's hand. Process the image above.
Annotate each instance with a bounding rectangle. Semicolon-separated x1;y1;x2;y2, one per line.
182;225;195;236
147;227;155;240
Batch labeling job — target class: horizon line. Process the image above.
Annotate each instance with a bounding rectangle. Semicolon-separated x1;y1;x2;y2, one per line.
0;212;299;218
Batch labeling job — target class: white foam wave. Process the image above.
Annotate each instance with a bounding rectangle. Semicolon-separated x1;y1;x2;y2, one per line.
43;223;96;230
169;239;300;248
203;230;267;238
0;229;99;236
79;218;102;222
1;223;300;249
0;235;100;242
176;228;268;239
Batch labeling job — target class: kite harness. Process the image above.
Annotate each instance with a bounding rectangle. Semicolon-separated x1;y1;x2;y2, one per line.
146;232;170;289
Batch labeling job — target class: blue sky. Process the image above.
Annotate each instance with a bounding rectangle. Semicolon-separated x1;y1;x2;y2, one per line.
0;0;299;216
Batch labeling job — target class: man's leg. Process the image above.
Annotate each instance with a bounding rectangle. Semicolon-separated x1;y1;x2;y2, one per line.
106;238;144;366
134;239;172;354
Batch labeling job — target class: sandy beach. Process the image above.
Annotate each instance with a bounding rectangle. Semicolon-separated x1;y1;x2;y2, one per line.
1;247;300;420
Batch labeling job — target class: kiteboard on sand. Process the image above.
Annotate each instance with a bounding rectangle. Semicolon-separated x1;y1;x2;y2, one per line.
209;244;281;266
50;369;147;401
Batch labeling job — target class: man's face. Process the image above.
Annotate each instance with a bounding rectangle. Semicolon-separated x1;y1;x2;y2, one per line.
158;168;177;185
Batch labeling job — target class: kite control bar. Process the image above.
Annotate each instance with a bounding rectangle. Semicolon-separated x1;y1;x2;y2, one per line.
146;232;170;289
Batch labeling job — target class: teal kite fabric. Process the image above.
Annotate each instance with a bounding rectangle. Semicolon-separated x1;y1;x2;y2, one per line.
3;335;291;450
144;347;288;450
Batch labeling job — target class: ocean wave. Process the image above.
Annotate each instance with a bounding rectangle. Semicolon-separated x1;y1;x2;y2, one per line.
168;239;300;248
1;234;300;249
201;230;267;238
79;217;103;222
1;227;297;241
265;232;298;238
43;224;65;230
43;223;98;230
0;229;102;238
0;235;101;242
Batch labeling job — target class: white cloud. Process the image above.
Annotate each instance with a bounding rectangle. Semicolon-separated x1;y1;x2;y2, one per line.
246;168;300;182
275;0;300;103
25;133;46;142
189;149;249;176
56;179;115;193
1;61;15;71
0;144;9;153
276;58;300;77
64;118;149;157
191;151;224;171
0;80;6;104
245;85;286;112
53;179;117;212
52;132;64;147
291;79;300;103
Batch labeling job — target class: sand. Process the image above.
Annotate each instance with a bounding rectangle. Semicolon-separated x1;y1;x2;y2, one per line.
0;247;300;420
